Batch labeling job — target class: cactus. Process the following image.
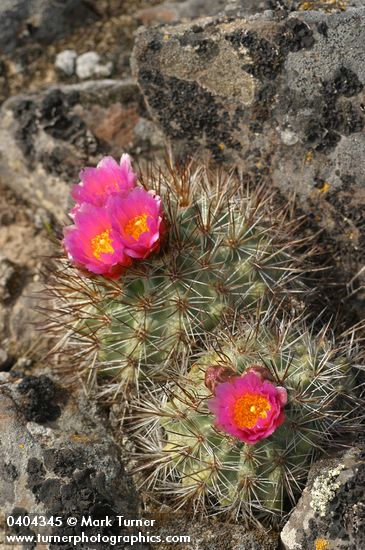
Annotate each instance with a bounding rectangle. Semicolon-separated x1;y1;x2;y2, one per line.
48;163;310;393
130;307;364;524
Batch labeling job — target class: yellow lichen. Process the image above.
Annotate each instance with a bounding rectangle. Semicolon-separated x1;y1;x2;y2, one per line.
305;150;314;164
315;538;330;550
318;182;331;193
298;1;348;11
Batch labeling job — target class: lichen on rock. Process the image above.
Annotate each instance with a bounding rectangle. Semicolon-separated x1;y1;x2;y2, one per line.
310;464;345;517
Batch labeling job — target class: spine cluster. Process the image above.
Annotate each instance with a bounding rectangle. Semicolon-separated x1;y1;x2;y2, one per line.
47;154;364;526
49;164;308;393
130;309;364;522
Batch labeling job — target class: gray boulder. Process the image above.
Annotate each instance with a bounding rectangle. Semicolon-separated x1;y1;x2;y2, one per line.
132;6;365;281
281;445;365;549
0;374;147;549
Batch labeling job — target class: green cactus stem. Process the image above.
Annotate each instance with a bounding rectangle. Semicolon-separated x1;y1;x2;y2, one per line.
47;163;312;394
130;307;364;524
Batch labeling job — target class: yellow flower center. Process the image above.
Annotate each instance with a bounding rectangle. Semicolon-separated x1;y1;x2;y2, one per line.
125;213;149;240
233;393;271;429
315;540;329;550
91;229;114;259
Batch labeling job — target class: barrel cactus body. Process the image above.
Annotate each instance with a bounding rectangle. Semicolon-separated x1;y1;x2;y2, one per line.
131;311;364;523
51;165;306;392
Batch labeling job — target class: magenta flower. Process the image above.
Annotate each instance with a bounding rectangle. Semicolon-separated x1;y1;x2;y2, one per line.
108;187;165;259
63;203;132;279
71;154;136;212
208;371;287;444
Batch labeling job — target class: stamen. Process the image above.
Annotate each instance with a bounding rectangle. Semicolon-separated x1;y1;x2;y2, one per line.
125;214;149;240
233;393;271;429
91;229;114;258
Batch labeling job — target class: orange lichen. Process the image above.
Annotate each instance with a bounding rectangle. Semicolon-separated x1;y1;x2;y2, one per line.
233;393;271;429
318;182;331;193
125;214;149;240
91;229;114;258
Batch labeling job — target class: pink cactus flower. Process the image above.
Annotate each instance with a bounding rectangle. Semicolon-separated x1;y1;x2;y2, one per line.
63;203;132;279
71;154;136;212
108;187;165;259
208;371;287;444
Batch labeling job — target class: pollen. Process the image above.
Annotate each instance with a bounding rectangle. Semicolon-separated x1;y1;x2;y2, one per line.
91;229;114;258
233;393;271;429
125;213;149;240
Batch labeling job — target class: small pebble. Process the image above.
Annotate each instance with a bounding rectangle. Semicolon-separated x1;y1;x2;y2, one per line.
76;51;113;80
55;49;77;76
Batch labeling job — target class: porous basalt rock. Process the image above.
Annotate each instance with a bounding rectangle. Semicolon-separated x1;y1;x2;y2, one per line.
0;374;147;550
132;7;365;287
0;79;162;220
0;0;99;54
281;445;365;549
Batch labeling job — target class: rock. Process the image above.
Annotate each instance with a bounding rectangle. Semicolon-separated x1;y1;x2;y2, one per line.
155;513;279;549
135;0;365;26
8;279;46;346
0;374;147;550
55;49;77;76
0;79;155;220
0;347;15;371
0;257;25;304
0;0;99;54
136;0;229;25
76;51;113;80
281;445;365;549
0;182;54;357
132;6;365;281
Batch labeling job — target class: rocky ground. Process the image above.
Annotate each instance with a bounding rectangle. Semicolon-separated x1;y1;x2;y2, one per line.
0;1;364;549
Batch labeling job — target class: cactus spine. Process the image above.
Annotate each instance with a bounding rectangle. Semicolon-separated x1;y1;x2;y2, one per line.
49;164;309;393
131;308;364;524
